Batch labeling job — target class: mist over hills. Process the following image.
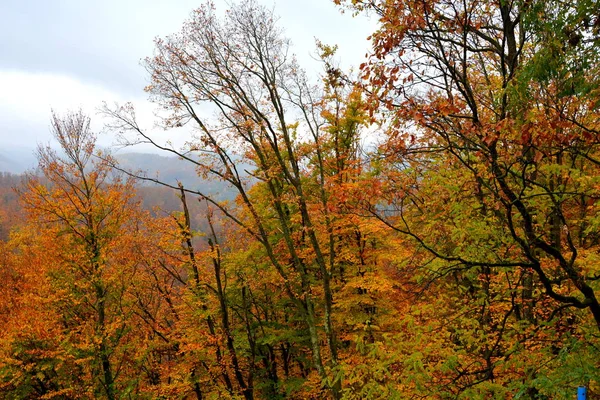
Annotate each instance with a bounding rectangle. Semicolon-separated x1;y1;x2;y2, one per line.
0;148;242;200
0;147;38;174
114;152;245;200
115;152;203;189
0;150;245;236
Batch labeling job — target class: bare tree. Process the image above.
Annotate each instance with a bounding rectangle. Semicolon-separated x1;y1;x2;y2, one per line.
102;1;366;397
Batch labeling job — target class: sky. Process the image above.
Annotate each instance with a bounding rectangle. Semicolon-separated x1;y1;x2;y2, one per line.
0;0;375;162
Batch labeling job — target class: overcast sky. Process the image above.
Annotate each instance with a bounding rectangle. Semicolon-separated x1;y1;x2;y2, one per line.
0;0;374;157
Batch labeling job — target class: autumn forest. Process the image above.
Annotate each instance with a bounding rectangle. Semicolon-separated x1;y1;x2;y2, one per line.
1;0;600;398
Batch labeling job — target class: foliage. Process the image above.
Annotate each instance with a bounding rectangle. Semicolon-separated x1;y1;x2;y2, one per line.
1;0;600;398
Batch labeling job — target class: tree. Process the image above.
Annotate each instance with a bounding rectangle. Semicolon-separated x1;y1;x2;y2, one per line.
339;0;600;395
0;111;157;398
100;0;404;397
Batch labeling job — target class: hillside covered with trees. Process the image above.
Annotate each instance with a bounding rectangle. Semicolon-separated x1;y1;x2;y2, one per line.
1;0;600;398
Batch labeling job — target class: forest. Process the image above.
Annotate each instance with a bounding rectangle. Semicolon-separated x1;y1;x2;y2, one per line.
1;0;600;398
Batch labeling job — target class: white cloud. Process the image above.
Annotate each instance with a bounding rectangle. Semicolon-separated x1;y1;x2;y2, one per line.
0;69;184;153
0;70;119;147
0;1;377;157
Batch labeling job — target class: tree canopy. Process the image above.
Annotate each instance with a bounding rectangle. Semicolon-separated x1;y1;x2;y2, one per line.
1;0;600;398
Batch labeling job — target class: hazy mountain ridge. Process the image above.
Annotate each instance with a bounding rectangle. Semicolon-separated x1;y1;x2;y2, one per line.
0;147;37;173
115;152;200;187
0;149;243;200
0;150;237;237
114;152;240;200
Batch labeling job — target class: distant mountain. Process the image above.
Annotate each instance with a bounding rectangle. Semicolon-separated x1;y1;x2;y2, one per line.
0;147;247;200
0;154;16;173
0;147;37;173
0;150;252;235
114;152;246;200
115;152;197;186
